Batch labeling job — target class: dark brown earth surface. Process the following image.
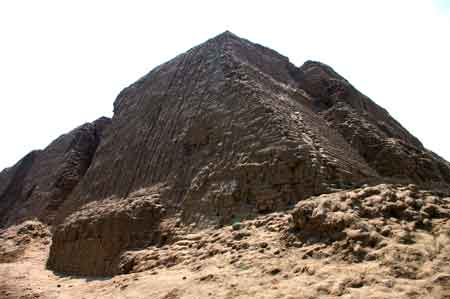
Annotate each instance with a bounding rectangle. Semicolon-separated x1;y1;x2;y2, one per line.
1;31;449;298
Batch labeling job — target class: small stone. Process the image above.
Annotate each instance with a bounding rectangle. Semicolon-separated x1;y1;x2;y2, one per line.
422;218;431;226
259;242;268;248
232;222;241;231
397;230;415;244
433;274;450;285
405;197;415;207
269;268;281;275
380;226;391;237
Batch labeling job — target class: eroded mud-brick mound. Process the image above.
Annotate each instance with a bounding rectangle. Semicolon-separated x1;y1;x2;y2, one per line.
1;31;449;276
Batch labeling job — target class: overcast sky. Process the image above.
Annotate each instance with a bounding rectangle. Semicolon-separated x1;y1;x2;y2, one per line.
1;0;449;170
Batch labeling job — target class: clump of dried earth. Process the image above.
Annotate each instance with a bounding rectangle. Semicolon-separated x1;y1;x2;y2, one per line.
1;31;450;298
0;220;50;264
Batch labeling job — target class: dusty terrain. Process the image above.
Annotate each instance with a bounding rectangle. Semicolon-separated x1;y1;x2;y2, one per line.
2;184;450;298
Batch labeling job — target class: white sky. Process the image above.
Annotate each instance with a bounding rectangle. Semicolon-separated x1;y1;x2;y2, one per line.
1;0;449;170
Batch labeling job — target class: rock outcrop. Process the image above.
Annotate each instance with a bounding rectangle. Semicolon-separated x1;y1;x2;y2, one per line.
1;31;449;277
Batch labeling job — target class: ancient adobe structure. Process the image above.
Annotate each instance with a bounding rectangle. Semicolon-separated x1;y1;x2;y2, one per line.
1;31;449;275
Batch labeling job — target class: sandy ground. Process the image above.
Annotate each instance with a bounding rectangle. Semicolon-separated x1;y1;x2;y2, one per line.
1;210;450;299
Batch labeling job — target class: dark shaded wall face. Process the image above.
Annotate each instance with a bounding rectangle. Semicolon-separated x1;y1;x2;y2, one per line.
0;151;40;226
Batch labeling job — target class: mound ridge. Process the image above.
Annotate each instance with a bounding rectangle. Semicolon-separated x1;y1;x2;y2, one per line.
0;117;110;227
